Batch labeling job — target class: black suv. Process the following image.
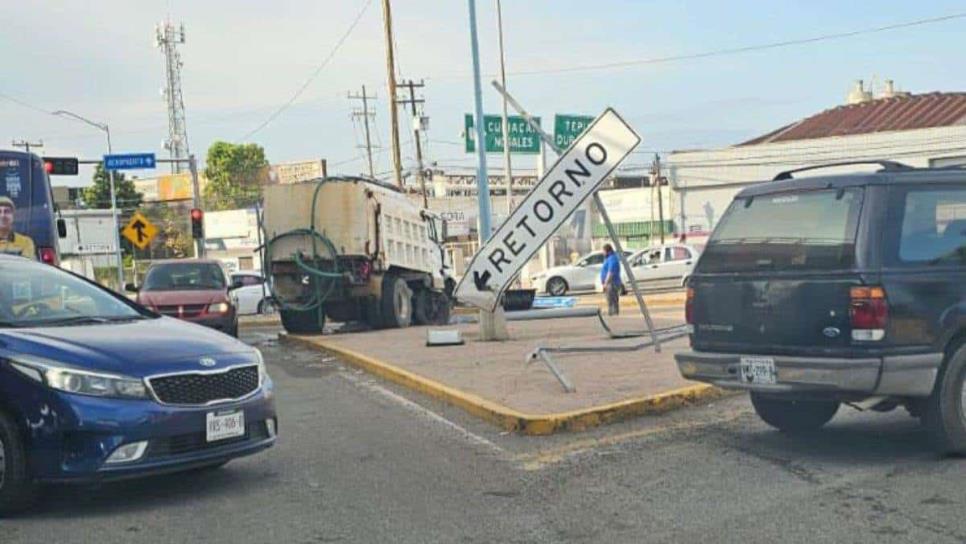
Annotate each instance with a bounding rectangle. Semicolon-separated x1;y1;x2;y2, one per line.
676;161;966;454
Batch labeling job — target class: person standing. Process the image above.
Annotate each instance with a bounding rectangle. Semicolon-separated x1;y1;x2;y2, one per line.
600;243;622;316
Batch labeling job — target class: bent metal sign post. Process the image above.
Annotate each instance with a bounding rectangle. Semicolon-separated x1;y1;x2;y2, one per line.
455;108;641;311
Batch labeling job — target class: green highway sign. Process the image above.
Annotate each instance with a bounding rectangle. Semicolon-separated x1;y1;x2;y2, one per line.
554;114;595;149
464;114;541;154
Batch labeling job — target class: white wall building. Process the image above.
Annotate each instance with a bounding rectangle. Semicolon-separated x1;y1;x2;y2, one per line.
203;208;262;273
58;209;119;280
668;85;966;241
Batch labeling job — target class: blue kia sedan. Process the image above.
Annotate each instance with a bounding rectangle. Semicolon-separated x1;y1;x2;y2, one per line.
0;256;277;514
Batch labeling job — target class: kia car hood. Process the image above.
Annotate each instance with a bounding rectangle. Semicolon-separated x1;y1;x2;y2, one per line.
0;317;255;377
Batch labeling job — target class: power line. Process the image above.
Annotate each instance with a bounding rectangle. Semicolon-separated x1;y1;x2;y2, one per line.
329;145;393;169
239;0;373;141
0;91;51;115
336;137;414;164
505;12;966;77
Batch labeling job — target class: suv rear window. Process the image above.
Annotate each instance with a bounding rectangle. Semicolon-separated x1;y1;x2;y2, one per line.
697;188;863;273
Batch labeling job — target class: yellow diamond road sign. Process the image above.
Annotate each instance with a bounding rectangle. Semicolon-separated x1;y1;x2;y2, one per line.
121;211;158;250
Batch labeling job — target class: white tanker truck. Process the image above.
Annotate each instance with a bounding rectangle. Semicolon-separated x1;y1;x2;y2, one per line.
261;176;454;334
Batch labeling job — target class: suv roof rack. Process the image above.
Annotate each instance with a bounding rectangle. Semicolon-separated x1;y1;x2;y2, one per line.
772;160;913;181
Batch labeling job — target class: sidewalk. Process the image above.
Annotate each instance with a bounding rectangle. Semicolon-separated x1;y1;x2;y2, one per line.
284;311;725;435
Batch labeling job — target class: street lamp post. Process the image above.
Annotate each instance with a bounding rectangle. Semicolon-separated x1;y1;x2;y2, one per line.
52;110;125;290
467;0;507;341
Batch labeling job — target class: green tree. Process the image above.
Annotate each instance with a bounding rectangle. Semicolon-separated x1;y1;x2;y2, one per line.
203;141;269;211
83;164;143;209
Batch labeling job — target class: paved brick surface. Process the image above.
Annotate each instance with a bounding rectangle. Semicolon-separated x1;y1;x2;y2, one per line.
319;309;697;414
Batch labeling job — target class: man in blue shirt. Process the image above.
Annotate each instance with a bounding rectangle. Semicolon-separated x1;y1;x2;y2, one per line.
600;243;622;316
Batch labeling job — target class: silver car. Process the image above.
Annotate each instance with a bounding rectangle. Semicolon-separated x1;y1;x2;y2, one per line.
531;250;632;296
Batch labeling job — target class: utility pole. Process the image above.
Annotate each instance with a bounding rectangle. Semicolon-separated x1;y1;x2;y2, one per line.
156;20;190;174
495;0;513;215
348;86;378;178
11;139;43;154
652;154;666;245
397;79;428;207
381;0;403;189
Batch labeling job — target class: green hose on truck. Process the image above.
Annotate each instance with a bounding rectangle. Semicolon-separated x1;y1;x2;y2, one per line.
263;178;341;333
261;176;455;335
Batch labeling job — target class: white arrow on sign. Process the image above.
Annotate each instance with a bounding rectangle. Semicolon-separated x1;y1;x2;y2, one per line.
455;108;641;311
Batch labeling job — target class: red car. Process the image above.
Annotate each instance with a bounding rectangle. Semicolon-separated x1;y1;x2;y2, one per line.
129;259;239;337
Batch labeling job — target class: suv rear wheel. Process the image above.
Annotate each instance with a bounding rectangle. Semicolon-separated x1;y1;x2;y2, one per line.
923;344;966;455
750;393;839;433
0;411;37;516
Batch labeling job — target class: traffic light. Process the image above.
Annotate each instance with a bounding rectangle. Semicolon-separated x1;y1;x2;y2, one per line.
190;208;204;239
43;157;79;176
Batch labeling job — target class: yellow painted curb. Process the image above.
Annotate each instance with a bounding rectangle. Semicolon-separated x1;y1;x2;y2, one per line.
280;333;728;436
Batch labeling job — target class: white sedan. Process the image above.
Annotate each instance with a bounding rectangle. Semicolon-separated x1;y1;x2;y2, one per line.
594;244;699;292
530;250;632;296
229;272;276;315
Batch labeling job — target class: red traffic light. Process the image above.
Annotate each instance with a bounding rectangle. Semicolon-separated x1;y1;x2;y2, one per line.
42;157;79;175
190;208;204;239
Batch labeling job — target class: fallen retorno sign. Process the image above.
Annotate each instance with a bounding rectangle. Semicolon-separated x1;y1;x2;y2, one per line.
455;108;641;311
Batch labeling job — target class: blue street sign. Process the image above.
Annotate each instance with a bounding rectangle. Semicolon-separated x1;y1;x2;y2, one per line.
104;153;156;171
532;296;577;309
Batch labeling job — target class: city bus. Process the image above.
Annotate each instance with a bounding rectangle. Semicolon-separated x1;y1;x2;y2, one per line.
0;150;66;264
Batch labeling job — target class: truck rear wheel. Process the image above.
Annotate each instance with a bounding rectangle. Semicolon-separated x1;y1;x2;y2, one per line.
750;393;839;433
381;276;413;329
922;344;966;456
414;290;451;326
280;307;326;335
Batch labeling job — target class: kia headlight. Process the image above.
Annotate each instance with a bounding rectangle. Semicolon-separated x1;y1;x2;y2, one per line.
8;357;148;399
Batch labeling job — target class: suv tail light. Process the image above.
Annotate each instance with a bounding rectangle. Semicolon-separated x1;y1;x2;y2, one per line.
850;286;888;341
685;287;695;327
38;246;57;265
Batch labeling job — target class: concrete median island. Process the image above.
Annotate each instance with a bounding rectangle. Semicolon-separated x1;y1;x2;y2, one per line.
282;313;728;435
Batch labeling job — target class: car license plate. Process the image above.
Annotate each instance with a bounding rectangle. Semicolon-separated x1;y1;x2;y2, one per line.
739;356;777;385
206;410;245;442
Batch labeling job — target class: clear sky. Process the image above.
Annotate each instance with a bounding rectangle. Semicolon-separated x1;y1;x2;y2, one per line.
3;0;966;187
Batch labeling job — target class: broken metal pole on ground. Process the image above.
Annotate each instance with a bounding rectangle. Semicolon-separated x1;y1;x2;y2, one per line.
526;325;690;393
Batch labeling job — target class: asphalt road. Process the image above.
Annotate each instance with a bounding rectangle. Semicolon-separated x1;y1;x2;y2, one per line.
3;325;964;543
